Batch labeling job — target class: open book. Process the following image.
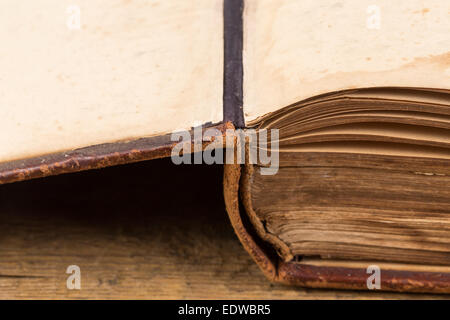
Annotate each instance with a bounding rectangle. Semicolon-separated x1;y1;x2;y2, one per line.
1;0;449;293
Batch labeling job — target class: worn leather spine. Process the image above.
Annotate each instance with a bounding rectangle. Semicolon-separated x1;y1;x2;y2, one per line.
0;122;233;185
223;162;450;294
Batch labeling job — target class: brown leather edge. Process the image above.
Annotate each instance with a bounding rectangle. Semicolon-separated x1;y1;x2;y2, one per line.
278;261;450;294
240;163;293;261
223;163;277;281
225;161;450;294
0;122;234;185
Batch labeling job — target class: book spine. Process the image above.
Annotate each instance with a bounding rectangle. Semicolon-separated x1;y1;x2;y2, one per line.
224;162;450;294
223;0;245;128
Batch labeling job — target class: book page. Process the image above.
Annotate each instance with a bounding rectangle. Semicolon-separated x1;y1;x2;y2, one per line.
244;0;450;124
0;0;223;162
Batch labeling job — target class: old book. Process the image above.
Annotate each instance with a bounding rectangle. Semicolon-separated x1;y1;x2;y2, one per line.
225;88;450;293
223;0;450;294
0;0;449;294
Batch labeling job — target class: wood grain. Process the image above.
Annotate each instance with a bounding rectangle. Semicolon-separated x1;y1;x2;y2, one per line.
0;158;443;299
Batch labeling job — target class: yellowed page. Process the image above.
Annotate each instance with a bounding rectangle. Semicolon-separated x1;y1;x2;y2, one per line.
0;0;223;162
244;0;450;124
